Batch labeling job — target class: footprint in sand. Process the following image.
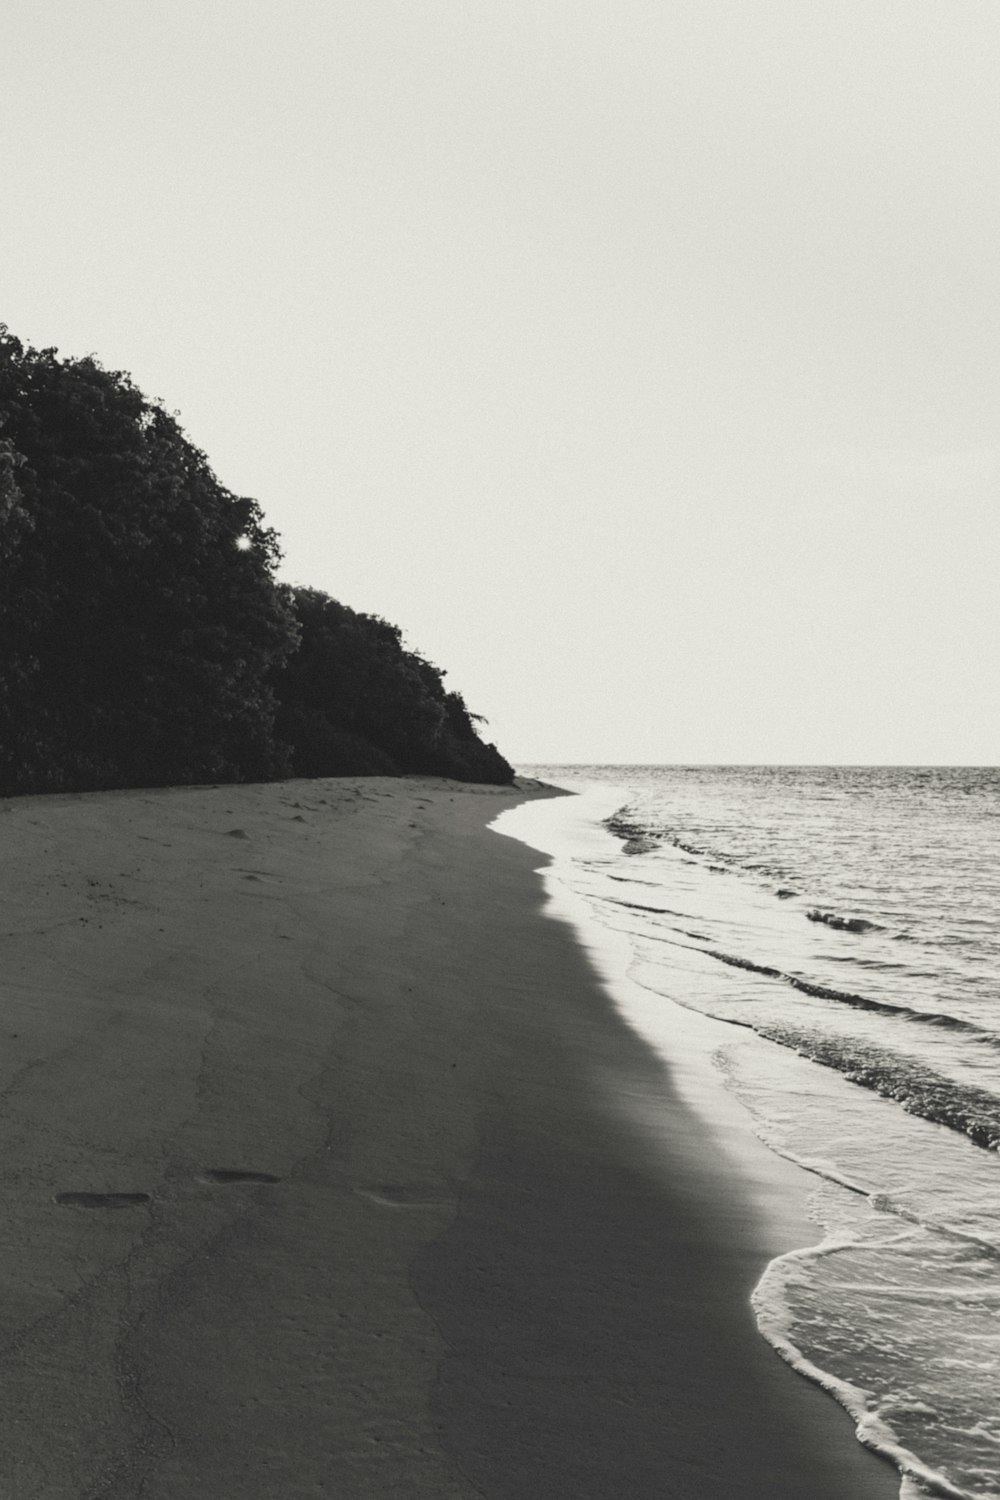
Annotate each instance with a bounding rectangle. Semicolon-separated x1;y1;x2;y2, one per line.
54;1191;151;1208
199;1169;282;1185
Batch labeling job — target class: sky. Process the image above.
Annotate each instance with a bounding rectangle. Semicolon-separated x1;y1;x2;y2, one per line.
2;0;998;764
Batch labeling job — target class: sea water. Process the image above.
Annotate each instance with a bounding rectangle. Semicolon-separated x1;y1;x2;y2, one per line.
505;766;1000;1500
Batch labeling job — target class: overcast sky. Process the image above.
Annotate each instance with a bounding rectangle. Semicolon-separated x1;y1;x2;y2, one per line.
3;1;998;763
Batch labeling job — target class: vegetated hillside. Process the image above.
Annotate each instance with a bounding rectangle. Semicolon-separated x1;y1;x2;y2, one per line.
0;326;513;795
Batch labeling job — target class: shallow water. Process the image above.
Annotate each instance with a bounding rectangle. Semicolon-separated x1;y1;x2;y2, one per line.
511;766;1000;1500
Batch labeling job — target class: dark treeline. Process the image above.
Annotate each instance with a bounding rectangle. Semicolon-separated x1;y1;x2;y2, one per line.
0;326;513;795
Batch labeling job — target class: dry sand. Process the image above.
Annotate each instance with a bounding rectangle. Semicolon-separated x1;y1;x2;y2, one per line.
0;775;899;1498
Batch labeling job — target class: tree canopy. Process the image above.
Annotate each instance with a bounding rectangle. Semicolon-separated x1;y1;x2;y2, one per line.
274;589;514;783
0;326;513;794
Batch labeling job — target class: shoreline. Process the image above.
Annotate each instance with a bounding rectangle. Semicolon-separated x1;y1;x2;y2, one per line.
0;775;898;1496
496;785;916;1494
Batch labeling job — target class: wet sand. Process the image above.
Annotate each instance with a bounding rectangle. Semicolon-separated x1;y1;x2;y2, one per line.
0;776;899;1497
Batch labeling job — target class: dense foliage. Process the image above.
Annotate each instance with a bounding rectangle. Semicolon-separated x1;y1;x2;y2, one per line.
275;589;514;784
0;327;513;794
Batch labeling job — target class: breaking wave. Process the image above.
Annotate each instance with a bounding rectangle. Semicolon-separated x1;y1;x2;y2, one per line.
807;909;884;933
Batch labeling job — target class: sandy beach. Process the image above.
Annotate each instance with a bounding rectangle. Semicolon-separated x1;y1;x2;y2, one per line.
0;776;898;1498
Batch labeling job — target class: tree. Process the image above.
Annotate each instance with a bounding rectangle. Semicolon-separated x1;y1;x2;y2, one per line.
0;324;514;795
274;588;514;784
0;328;298;794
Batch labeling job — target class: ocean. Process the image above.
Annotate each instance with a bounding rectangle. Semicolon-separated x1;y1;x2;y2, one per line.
502;766;1000;1500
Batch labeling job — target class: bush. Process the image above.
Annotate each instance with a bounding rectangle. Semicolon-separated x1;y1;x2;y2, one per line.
274;589;514;785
